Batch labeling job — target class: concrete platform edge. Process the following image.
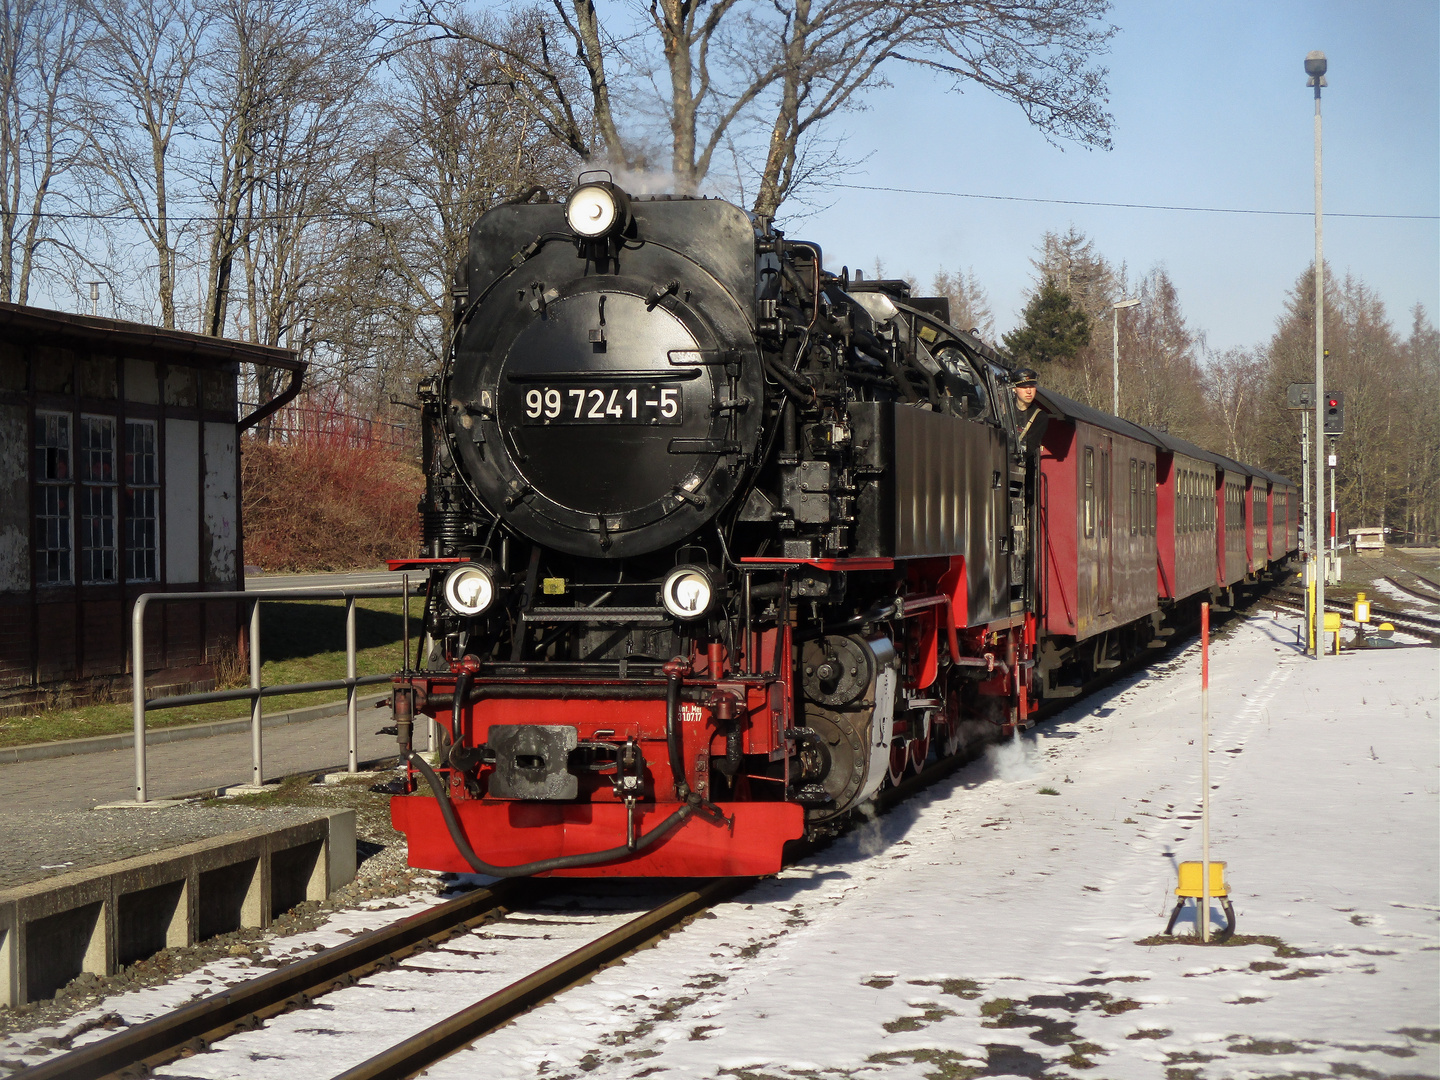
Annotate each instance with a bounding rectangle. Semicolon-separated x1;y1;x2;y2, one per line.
0;693;391;766
0;810;357;1007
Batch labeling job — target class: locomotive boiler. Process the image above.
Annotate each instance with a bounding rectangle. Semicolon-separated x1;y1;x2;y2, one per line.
387;179;1038;877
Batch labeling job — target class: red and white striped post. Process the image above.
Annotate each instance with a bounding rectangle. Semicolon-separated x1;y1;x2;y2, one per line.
1200;602;1212;942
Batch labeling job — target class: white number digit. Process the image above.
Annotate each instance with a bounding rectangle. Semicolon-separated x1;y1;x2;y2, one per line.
525;389;542;418
569;389;585;418
588;389;606;418
626;388;638;417
606;389;623;417
544;388;561;418
659;388;679;418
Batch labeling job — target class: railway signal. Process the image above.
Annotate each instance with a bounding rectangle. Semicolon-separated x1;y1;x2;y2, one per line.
1323;391;1344;435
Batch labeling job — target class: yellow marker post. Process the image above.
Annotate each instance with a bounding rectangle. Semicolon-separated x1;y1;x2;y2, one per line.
1165;862;1237;940
1354;592;1370;623
1323;611;1342;655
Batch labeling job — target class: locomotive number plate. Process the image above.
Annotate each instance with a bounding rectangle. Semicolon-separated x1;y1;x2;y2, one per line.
520;385;684;425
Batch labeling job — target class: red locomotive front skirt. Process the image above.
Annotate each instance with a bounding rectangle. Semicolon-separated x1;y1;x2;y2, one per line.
392;796;805;878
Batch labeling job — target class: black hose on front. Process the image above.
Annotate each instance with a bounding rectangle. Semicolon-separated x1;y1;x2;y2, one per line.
408;753;694;878
666;673;691;802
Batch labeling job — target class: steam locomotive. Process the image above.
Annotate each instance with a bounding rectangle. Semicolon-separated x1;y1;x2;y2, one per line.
385;180;1297;878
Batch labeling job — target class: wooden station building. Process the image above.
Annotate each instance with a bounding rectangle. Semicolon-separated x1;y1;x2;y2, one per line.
0;304;302;719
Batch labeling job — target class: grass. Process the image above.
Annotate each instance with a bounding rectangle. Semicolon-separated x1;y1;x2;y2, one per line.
0;596;424;749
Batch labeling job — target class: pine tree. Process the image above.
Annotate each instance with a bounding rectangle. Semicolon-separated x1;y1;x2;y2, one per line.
1002;277;1091;368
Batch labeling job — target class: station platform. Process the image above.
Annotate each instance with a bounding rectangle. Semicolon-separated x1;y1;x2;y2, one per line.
0;703;419;1004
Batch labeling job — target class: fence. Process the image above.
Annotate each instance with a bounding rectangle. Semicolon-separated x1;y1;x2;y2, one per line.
238;401;417;453
130;584;414;803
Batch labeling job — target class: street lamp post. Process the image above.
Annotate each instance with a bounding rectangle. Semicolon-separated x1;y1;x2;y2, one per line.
1307;50;1327;658
1111;296;1140;415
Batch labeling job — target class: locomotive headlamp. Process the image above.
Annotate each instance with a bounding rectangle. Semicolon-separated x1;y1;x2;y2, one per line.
443;562;498;617
565;181;629;238
661;564;718;620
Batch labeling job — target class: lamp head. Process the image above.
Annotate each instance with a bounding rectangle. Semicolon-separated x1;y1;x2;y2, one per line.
1304;51;1327;79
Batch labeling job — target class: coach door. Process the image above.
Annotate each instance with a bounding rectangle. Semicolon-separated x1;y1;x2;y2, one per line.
1098;436;1113;615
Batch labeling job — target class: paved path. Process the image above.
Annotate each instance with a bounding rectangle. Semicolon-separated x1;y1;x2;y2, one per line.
245;568;405;592
0;707;436;812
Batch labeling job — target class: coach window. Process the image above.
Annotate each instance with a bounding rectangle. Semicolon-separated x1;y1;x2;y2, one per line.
1128;459;1136;535
1083;447;1095;538
125;419;159;581
1148;463;1156;536
35;411;73;585
79;415;118;584
1099;450;1110;540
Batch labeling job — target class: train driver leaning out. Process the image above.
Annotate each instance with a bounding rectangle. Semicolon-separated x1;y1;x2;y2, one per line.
1012;367;1047;454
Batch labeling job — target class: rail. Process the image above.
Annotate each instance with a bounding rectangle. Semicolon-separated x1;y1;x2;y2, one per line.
130;582;411;802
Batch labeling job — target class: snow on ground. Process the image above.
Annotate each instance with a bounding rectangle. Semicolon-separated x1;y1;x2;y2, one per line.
5;613;1436;1080
429;614;1439;1080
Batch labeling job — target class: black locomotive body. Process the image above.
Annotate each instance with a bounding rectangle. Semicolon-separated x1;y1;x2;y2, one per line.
388;182;1037;877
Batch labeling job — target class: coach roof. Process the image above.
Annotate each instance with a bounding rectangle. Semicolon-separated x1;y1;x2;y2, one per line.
1036;388;1164;448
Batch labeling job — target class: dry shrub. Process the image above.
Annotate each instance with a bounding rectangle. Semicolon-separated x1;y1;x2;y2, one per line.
242;437;423;571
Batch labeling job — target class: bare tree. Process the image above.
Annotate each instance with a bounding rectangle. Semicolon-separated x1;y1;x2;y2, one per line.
402;0;1115;218
1203;345;1266;462
0;0;86;304
931;265;993;338
355;11;583;383
199;0;377;421
1118;267;1205;438
78;0;210;329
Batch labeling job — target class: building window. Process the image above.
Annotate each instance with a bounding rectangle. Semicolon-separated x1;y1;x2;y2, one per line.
1083;447;1095;538
126;419;159;581
79;415;117;583
35;411;73;584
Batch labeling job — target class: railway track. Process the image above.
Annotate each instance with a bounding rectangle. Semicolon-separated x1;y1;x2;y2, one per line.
1382;575;1440;606
1267;588;1440;645
20;878;747;1080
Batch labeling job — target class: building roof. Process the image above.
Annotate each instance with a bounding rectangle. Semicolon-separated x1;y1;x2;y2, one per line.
0;302;301;372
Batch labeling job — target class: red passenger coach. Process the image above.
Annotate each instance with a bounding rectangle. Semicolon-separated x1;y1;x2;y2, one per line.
1151;431;1222;602
1216;461;1249;590
1035;393;1158;641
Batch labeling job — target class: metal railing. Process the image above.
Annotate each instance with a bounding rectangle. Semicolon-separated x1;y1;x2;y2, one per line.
130;584;410;802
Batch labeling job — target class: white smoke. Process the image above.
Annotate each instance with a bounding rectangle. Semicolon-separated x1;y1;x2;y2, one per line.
854;799;888;858
981;736;1044;783
575;161;680;197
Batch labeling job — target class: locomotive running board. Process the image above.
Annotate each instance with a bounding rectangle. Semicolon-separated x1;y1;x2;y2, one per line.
392;797;804;878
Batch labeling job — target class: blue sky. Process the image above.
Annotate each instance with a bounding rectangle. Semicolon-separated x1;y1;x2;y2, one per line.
783;0;1439;353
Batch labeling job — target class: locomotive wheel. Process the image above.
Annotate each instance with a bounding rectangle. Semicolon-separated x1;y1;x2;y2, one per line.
886;738;909;786
908;712;932;772
938;682;964;757
908;730;931;772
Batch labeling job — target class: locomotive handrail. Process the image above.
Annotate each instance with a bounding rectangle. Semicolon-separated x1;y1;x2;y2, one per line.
130;585;405;803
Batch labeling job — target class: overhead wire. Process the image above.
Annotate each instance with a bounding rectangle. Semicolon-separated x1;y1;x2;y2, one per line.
828;182;1436;221
21;187;1437;226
